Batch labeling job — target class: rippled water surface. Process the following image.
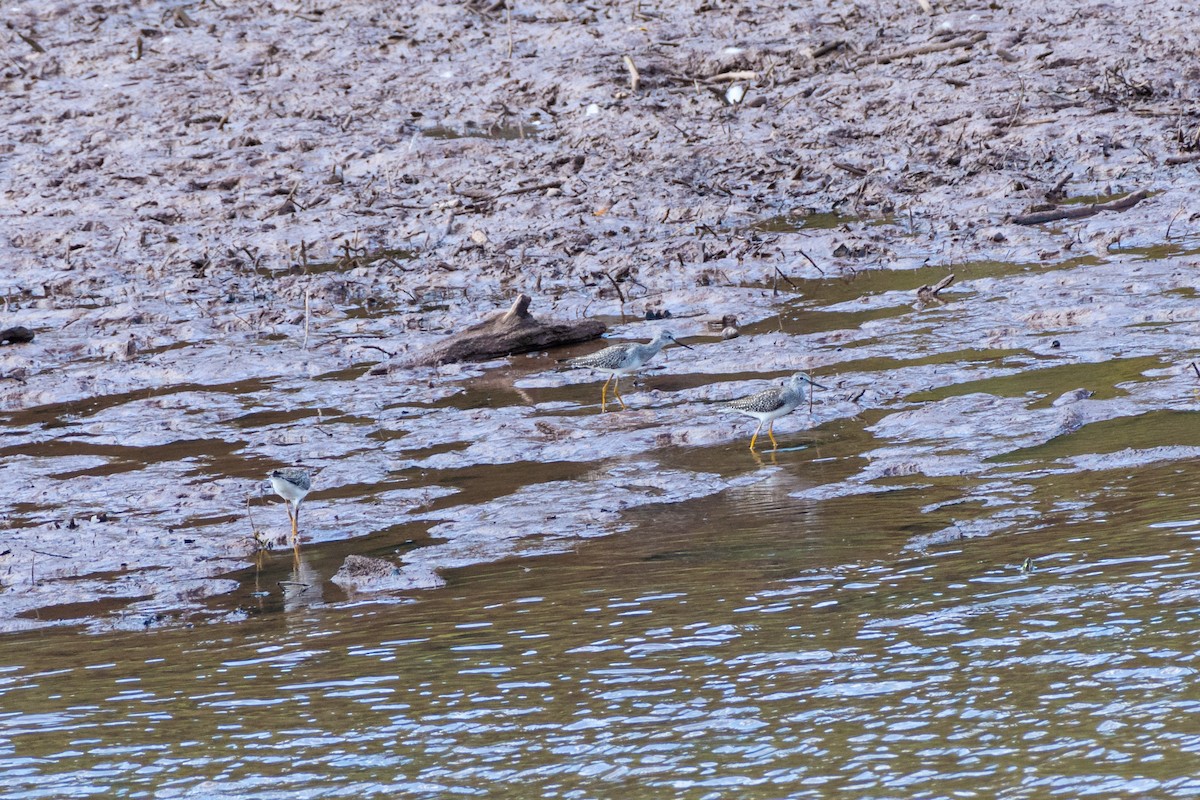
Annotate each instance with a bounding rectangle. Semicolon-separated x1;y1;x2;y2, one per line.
8;247;1200;796
4;447;1200;798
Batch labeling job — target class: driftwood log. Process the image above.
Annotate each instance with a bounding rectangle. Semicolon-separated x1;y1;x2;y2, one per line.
371;294;605;373
1010;189;1150;226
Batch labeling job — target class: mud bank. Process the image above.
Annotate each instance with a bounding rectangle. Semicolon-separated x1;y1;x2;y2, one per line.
2;0;1200;630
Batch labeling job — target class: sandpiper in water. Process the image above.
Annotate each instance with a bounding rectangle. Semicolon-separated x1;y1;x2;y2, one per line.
567;329;693;411
269;468;311;549
722;372;826;451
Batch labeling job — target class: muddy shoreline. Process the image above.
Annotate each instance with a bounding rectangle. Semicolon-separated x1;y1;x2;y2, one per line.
3;0;1200;631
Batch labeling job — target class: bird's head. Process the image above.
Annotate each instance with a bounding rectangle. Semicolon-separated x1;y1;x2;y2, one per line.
791;372;828;390
656;330;694;350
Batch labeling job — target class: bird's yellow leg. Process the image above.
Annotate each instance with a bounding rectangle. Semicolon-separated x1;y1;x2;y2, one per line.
600;375;612;412
749;421;763;451
282;502;298;549
767;421;778;450
612;377;626;410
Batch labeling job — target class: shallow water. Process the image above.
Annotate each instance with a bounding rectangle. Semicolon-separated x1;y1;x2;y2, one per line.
4;451;1200;797
5;247;1200;795
10;0;1200;791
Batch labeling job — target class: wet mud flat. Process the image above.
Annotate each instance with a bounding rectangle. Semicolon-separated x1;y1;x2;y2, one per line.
2;0;1200;630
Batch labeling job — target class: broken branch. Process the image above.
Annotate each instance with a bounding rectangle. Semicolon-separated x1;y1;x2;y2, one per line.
857;31;986;66
705;70;757;83
1010;188;1150;226
916;273;955;306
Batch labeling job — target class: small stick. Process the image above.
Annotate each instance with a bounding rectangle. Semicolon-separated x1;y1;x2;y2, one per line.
456;179;563;202
858;31;986;66
797;248;825;276
623;55;640;93
774;266;798;294
776;89;807;111
705;70;757;83
245;493;266;546
1166;204;1185;240
356;343;396;358
506;6;513;59
810;40;845;59
30;548;71;559
265;182;301;218
602;270;627;304
303;286;312;350
17;32;45;53
1003;76;1026;129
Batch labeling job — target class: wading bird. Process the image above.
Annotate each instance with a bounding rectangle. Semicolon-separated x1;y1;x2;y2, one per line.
268;468;311;549
723;372;826;451
567;330;692;411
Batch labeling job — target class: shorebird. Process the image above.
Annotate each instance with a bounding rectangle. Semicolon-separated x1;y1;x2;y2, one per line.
269;468;311;548
722;372;826;451
567;330;693;411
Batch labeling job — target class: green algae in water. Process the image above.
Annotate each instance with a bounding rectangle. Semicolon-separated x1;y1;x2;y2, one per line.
745;255;1101;305
990;409;1200;464
1107;239;1200;261
831;347;1027;377
751;211;853;233
904;355;1164;408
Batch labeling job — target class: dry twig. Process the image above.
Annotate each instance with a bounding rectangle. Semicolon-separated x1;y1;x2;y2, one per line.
705;70;757;83
456;180;563;203
796;248;825;276
17;31;45;53
857;31;986;66
623;55;640;92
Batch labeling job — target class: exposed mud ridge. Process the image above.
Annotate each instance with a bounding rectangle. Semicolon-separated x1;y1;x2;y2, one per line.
3;0;1200;631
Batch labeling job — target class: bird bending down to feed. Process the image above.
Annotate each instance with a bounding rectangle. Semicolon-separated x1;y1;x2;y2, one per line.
567;329;693;411
723;372;827;451
269;468;311;548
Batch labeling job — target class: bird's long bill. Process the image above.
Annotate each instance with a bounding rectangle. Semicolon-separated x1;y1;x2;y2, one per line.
674;340;695;351
807;376;828;389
